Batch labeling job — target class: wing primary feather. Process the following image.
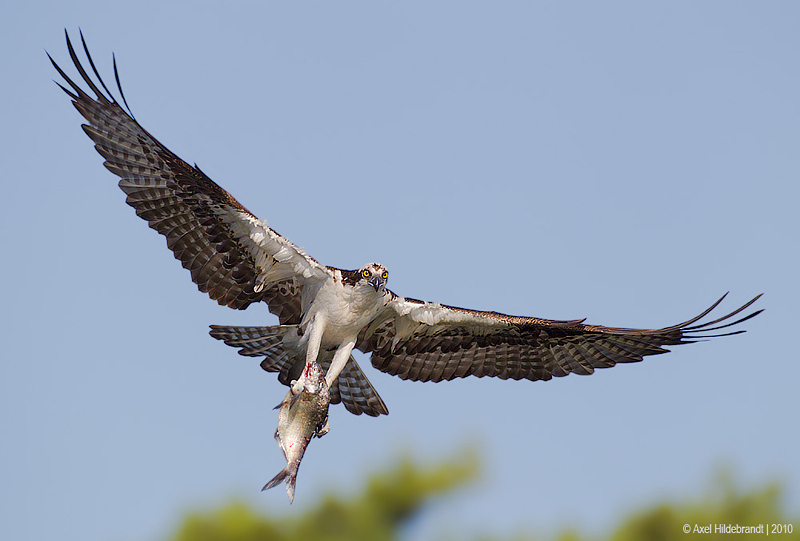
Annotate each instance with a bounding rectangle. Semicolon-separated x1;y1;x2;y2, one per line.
112;53;134;117
52;78;79;101
621;292;731;335
682;294;763;332
64;29;109;104
685;310;763;335
78;29;115;103
47;51;84;100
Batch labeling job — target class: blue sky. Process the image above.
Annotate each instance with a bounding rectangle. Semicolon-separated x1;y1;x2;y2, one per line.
2;2;798;540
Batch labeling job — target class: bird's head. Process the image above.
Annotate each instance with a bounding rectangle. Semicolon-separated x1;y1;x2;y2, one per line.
357;263;389;292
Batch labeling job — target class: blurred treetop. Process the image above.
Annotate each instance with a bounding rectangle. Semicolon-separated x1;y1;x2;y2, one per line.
165;450;796;541
169;449;479;541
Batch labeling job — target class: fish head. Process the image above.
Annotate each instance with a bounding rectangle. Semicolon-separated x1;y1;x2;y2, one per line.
302;361;326;393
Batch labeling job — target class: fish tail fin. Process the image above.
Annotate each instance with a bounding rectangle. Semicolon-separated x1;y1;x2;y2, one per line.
285;466;298;504
262;468;288;492
262;463;299;504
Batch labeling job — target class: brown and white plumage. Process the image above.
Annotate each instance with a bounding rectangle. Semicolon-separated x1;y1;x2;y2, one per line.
50;31;386;416
51;31;762;420
358;293;761;383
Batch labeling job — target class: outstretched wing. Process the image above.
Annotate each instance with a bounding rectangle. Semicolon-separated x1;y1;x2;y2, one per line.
357;293;762;382
49;31;330;318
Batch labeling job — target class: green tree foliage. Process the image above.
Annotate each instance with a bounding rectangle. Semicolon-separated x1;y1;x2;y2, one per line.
168;449;480;541
165;453;796;541
605;469;793;541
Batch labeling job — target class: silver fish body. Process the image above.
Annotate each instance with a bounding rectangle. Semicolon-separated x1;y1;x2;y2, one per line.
262;361;330;503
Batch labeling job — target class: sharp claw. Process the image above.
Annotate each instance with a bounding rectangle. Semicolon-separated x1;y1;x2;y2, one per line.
290;378;304;395
316;418;330;437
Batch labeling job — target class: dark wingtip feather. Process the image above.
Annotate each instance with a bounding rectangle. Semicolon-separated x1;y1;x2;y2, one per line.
684;294;763;332
52;80;78;100
64;29;108;104
667;292;729;332
48;47;85;100
673;294;763;344
687;308;763;335
113;53;134;117
79;28;115;101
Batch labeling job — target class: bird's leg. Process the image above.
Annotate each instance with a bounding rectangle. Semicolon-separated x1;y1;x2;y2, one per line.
291;313;326;394
325;338;356;389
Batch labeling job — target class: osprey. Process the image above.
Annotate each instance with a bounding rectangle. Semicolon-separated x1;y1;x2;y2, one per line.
50;32;762;418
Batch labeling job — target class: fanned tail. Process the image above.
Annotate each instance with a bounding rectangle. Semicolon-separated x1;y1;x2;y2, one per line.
209;324;390;417
209;324;300;367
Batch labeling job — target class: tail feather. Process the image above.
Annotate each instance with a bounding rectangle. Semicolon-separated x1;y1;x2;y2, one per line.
209;325;298;355
262;464;298;503
335;356;389;416
210;324;390;417
210;325;300;372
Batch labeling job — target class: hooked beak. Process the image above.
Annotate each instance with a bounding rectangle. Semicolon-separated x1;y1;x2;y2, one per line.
369;276;383;292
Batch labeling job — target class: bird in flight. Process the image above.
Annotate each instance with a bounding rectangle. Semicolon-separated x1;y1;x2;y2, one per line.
50;31;762;419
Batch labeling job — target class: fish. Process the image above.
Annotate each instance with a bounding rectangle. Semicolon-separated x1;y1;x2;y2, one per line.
262;361;331;503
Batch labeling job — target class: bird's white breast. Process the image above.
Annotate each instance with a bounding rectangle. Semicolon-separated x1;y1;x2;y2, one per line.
303;277;388;347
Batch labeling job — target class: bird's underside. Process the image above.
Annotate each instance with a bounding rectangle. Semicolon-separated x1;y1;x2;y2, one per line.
51;30;763;419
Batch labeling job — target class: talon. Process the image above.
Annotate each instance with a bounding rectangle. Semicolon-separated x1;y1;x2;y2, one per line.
316;418;330;437
290;379;304;395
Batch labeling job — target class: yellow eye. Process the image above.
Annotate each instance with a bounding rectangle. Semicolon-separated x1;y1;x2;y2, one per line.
382;271;388;280
362;269;371;278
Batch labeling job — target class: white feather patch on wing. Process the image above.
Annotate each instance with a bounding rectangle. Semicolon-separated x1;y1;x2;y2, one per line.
387;296;511;350
216;207;330;291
